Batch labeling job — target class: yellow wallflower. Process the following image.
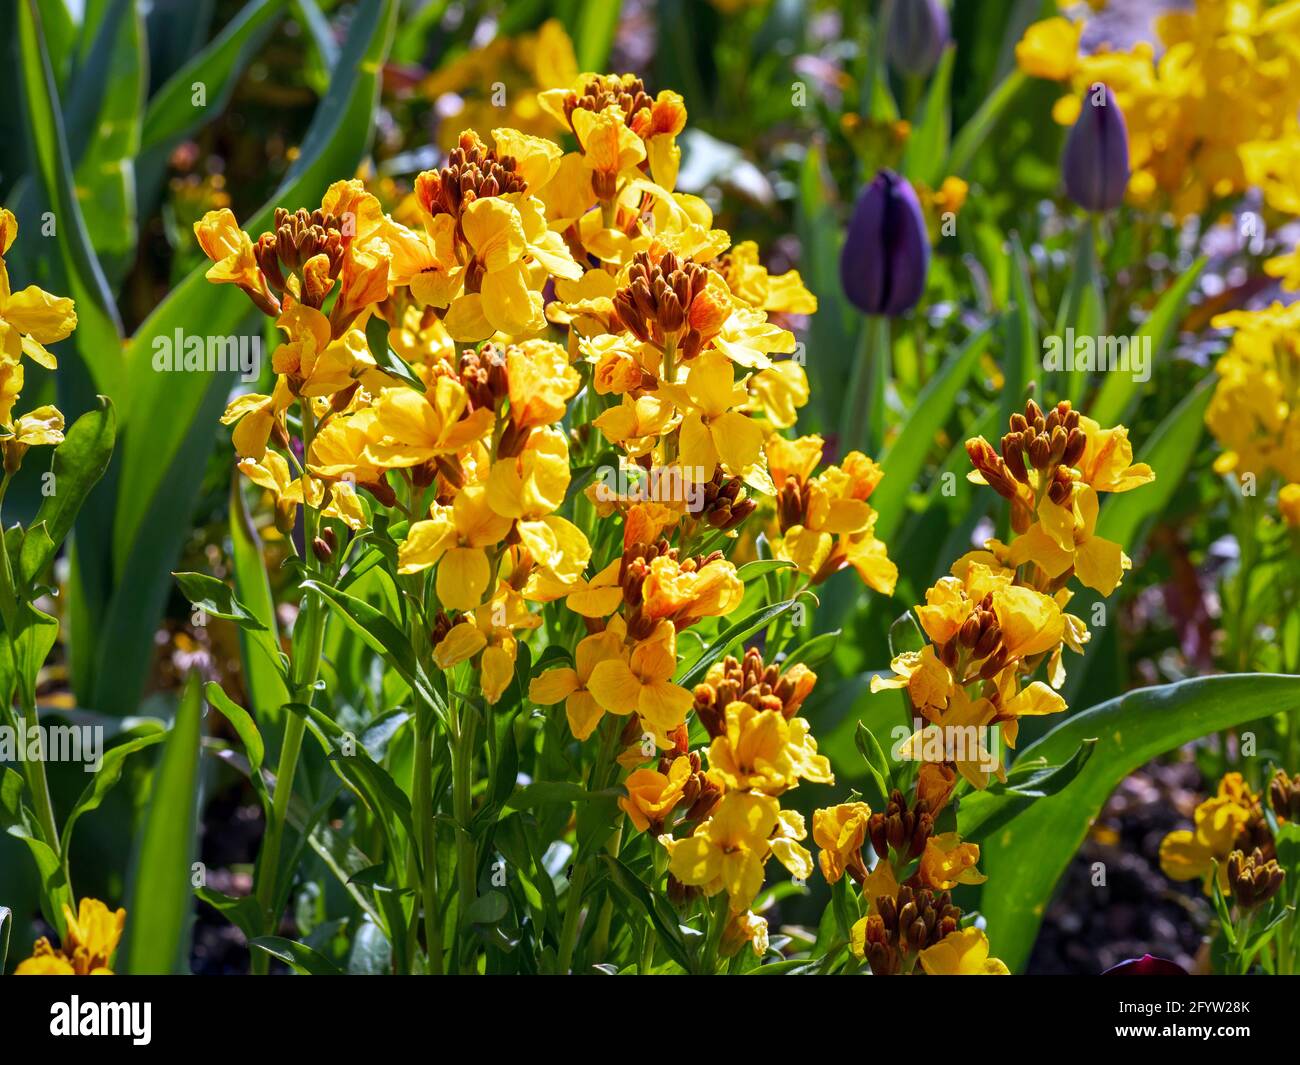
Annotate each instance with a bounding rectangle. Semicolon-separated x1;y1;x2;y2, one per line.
17;899;126;976
587;619;693;735
398;485;514;610
662;790;810;912
706;700;833;795
918;927;1010;975
813;802;872;884
529;623;626;740
1160;773;1258;893
918;833;988;891
619;755;692;832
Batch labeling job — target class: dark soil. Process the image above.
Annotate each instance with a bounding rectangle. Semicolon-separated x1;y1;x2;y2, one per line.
1027;758;1209;974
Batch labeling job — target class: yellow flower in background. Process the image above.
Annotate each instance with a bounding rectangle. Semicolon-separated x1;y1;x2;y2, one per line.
918;928;1010;976
17;899;126;976
1014;17;1081;81
1279;483;1300;527
1159;773;1258;893
1018;2;1300;217
421;19;579;148
1206;302;1300;484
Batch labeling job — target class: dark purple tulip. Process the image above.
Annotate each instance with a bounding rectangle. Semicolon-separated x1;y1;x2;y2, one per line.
1063;83;1131;212
1102;955;1188;976
888;0;950;77
840;169;930;318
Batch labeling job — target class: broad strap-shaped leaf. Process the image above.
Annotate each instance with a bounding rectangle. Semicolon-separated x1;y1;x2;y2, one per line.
872;324;990;543
1088;259;1206;428
123;673;205;974
15;0;124;396
965;673;1300;972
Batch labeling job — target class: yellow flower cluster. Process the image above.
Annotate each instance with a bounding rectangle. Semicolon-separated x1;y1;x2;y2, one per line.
196;72;897;958
1162;770;1297;925
16;898;126;975
804;398;1155;974
813;769;1006;974
875;399;1153;784
1205;303;1300;520
0;209;73;474
642;647;831;955
1016;2;1300;217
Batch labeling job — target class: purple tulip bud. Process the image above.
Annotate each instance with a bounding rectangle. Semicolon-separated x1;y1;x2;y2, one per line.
1063;83;1131;212
1102;954;1188;976
840;169;930;318
888;0;950;77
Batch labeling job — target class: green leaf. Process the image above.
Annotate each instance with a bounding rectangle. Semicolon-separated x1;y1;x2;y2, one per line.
123;673;205;974
300;579;425;699
502;782;621;813
60;730;166;856
66;0;145;282
229;476;290;755
1089;259;1206;428
195;886;264;943
173;571;267;629
948;70;1026;177
901;46;955;188
250;936;344;975
15;0;124;396
965;673;1300;972
204;682;270;813
677;597;805;687
0;904;10;972
19;398;116;587
853;722;892;809
872;325;991;542
887;609;925;658
574;0;623;70
139;0;288;156
600;855;695;973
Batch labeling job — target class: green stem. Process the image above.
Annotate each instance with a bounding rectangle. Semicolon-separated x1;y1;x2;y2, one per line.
414;710;442;974
452;700;479;971
702;893;731;974
251;405;327;973
0;473;62;888
841;315;890;456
